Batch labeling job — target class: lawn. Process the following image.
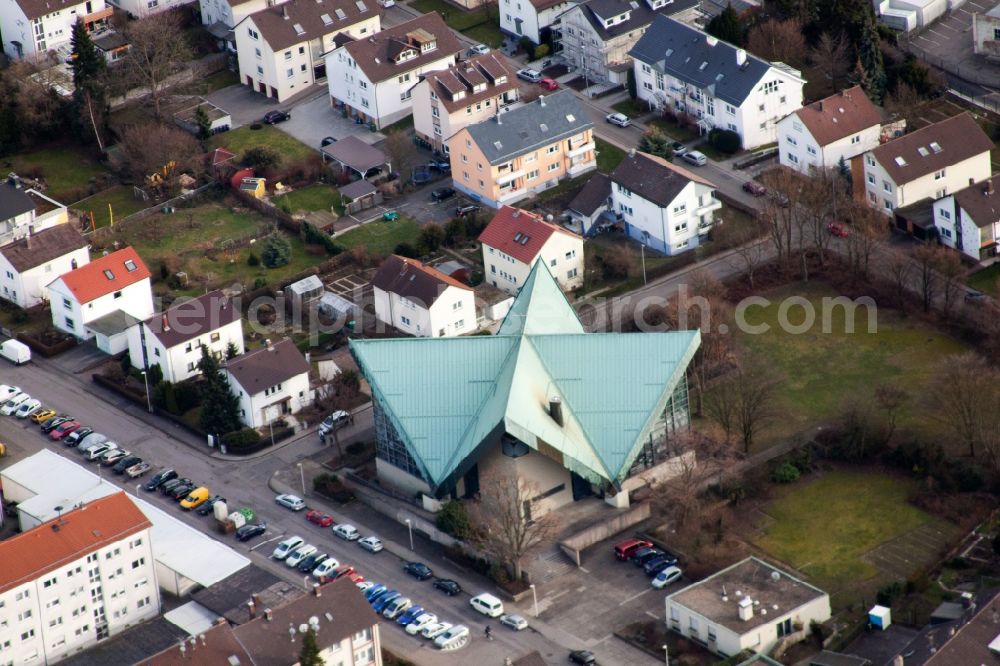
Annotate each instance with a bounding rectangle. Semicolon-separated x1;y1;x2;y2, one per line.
753;470;955;604
71;185;149;229
409;0;503;46
611;99;651;119
583;234;687;295
209;125;315;167
275;184;343;215
967;263;1000;296
1;145;111;203
595;137;625;173
334;217;421;256
647;118;700;143
739;281;969;447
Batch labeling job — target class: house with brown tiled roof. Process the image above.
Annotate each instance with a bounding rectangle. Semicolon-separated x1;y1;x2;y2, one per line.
0;223;88;309
326;12;462;128
235;0;380;103
411;52;520;152
223;338;312;428
371;254;475;337
479;206;584;293
931;172;1000;262
777;86;883;174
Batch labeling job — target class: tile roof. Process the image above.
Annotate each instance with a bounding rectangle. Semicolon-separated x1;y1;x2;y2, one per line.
142;290;240;350
423;52;519;114
953;173;1000;228
0;492;150;596
340;13;462;84
610;151;714;207
138;620;252;666
54;247;150;304
792;86;881;147
371;254;472;307
223;338;311;395
924;594;1000;666
59;617;188;666
530;0;570;10
479;206;577;264
872;112;993;185
0;224;87;273
246;0;378;52
572;0;699;42
13;0;89;21
630;16;781;107
190;564;293;625
230;578;380;662
568;172;612;216
0;182;35;221
463;89;593;164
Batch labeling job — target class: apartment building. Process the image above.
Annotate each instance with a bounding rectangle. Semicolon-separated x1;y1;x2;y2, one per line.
0;0;112;60
0;492;159;665
630;16;805;150
236;0;380;102
447;89;595;208
371;254;476;337
412;52;520;152
199;0;270;53
105;0;193;18
327;12;462;128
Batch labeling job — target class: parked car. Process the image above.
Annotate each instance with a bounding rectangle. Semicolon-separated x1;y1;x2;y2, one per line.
397;605;425;626
500;614;528;631
470;593;504;618
682;150;707;166
631;547;664;567
76;432;106;452
236;522;267;542
298;553;329;573
312;557;342;579
406;612;438;635
516;68;542;83
65;426;93;446
306;510;334;527
332;523;360;540
49;421;81;440
0;385;21;401
383;596;413;620
180;487;210;510
430;187;456;202
263;110;290;124
332;565;360;582
403;562;433;580
614;538;653;561
652;565;683;589
433;624;469;649
272;536;305;560
827;222;849;237
1;392;30;415
319;410;350;436
433;579;461;596
169;481;198;500
358;536;383;553
42;415;72;433
742;180;766;196
454;204;481;217
160;477;191;495
357;581;375;593
86;442;118;461
196;495;225;515
100;449;131;466
643;554;677;576
422;621;453;640
605;112;630;127
126;462;152;479
144;469;177;491
538;77;559;91
275;494;306;511
364;584;387;602
966;289;987;303
14;399;42;419
30;408;56;425
569;650;597;665
373;591;401;613
379;0;394;7
285;544;318;568
467;43;490;56
428;158;451;173
112;456;142;475
669;141;688;156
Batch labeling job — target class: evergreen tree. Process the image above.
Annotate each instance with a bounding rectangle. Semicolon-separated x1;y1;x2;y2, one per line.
638;130;672;160
706;4;744;46
70;19;108;149
194;105;212;141
261;233;292;268
225;342;240;360
856;18;886;103
298;628;325;666
197;346;242;436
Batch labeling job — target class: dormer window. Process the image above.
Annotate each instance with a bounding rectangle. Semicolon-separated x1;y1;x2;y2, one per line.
473;82;486;93
395;49;417;63
452;90;466;101
495;75;507;84
421;40;436;52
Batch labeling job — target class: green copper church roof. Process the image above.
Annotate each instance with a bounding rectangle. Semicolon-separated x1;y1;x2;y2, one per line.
350;263;700;491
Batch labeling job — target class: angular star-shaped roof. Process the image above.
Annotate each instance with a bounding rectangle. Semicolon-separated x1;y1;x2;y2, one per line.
350;263;700;491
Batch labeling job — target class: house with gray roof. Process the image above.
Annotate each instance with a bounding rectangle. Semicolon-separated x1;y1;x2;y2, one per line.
630;16;805;149
223;338;312;428
557;0;700;85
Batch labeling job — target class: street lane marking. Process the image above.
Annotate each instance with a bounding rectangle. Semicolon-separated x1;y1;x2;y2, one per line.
619;588;652;606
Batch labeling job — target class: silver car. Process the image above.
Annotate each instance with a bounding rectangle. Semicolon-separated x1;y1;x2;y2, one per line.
605;112;630;127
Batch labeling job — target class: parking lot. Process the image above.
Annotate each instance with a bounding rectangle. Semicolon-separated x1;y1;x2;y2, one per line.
904;0;1000;87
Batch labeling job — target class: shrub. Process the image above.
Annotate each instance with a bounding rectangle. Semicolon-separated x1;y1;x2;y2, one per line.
247;252;260;266
772;462;800;484
876;581;904;607
302;221;342;256
314;473;356;503
346;442;364;456
174;382;201;412
394;242;419;258
601;246;631;279
534;43;550;60
518;36;535;54
436;500;471;539
253;276;267;289
708;128;742;154
222;428;261;449
242;146;280;170
993;533;1000;557
417;223;445;254
261;233;292;268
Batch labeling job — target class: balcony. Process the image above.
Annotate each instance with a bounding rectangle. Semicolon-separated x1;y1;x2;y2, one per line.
497;169;525;184
696;197;722;215
566;141;595;158
568;159;595;176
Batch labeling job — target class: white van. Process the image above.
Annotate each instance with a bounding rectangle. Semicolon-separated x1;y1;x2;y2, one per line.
469;593;504;618
0;340;31;365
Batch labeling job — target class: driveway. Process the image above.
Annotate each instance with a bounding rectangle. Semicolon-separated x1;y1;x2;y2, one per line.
277;92;387;149
205;83;290;129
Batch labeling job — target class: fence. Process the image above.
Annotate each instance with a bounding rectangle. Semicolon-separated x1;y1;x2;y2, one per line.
80;183;216;240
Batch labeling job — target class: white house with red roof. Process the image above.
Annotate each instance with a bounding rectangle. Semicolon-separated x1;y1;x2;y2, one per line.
371;254;476;337
47;247;155;346
479;206;584;294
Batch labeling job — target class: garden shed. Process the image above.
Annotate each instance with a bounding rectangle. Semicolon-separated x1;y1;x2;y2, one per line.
338;179;381;214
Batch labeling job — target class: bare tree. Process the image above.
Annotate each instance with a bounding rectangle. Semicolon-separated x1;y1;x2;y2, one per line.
925;353;999;459
747;19;807;68
809;32;850;90
935;247;965;315
119;122;203;193
123;12;193;119
883;248;913;308
884;82;922;133
469;471;559;580
912;244;940;313
844;203;885;279
875;383;908;445
651;431;739;528
714;217;769;288
704;351;781;453
759;169;804;265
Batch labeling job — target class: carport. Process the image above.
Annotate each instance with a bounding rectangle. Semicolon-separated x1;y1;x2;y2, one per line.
321;136;391;179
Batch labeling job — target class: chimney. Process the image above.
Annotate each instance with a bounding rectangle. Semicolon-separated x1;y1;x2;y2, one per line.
25;226;32;250
736;49;747;66
817;101;823;112
247;600;256;619
738;596;754;621
162;314;170;332
71;258;78;269
252;593;261;606
549;396;563;426
264;609;273;622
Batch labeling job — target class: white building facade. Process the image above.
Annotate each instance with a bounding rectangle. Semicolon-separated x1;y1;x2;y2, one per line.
371;255;476;337
224;338;312;428
0;226;89;309
499;0;572;45
932;174;1000;261
0;0;113;60
106;0;194;18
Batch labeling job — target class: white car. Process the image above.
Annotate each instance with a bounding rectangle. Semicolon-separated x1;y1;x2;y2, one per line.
605;112;630;127
422;621;453;640
651;565;683;589
500;614;528;631
86;442;118;460
516;68;542;83
272;536;305;560
312;557;341;578
1;392;29;415
333;523;360;541
285;544;318;568
77;432;107;452
379;0;394;5
467;44;490;56
356;581;375;593
99;448;130;464
383;596;412;620
682;150;707;166
406;613;438;635
319;410;350;436
275;494;306;511
0;385;20;401
14;398;41;418
358;536;383;552
434;624;470;648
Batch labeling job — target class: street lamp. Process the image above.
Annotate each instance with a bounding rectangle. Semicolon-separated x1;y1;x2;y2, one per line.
135;484;141;497
662;644;669;666
640;244;647;285
296;462;306;496
530;583;538;617
404;518;413;551
140;371;152;413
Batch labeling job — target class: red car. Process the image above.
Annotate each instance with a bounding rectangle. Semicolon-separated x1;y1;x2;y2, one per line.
614;538;653;561
742;180;766;197
827;222;849;238
49;420;80;440
332;566;359;581
306;510;334;527
539;77;559;91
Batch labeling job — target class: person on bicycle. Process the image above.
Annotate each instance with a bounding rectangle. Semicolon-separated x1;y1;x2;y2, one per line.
485;625;493;640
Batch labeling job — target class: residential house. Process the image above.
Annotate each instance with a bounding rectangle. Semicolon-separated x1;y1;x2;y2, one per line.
351;262;699;510
610;150;720;255
557;0;699;85
566;172;612;235
199;0;271;54
223;338;312;428
127;290;245;384
0;224;89;309
479;205;584;292
500;0;572;46
666;557;831;658
47;247;155;342
447;89;595;207
777;86;882;174
0;179;69;246
105;0;194;18
0;492;159;665
0;0;113;60
973;5;1000;58
371;254;476;337
326;13;462;129
236;0;381;103
630;16;805;150
411;52;520;153
860;112;993;217
932;173;1000;261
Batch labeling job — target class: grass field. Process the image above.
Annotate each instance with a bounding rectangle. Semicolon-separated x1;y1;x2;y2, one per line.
753;470;955;605
72;185;149;229
209;126;315;166
2;146;111;202
409;0;503;46
275;184;343;215
967;263;1000;296
739;282;968;447
595;138;625;173
611;99;650;119
334;218;421;256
